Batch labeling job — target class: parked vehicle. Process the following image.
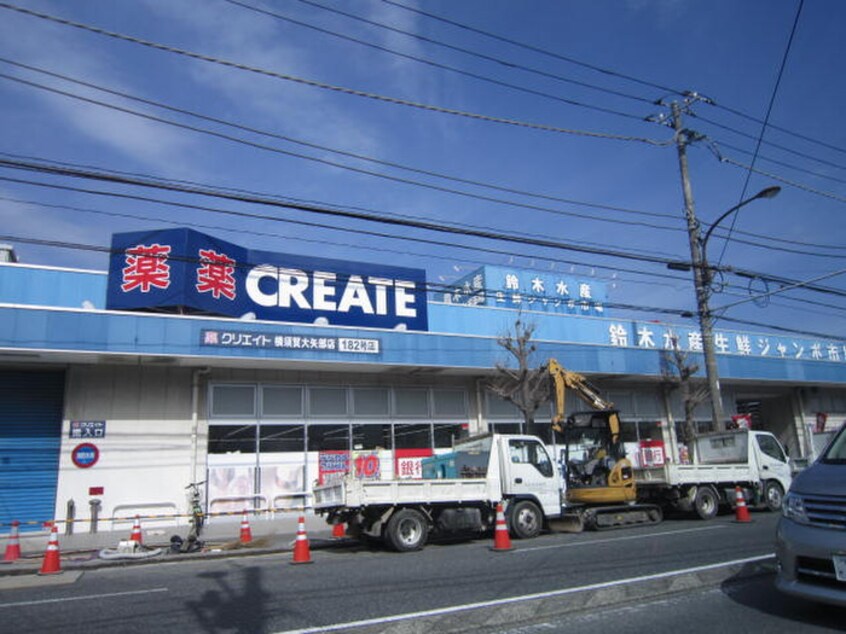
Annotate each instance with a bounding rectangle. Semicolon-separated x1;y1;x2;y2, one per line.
776;423;846;607
314;433;570;551
636;429;792;519
548;357;791;521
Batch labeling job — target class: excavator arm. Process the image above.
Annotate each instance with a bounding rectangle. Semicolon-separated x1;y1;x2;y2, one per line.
548;358;614;433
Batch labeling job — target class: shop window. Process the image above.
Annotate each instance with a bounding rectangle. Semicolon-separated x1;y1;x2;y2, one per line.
489;422;523;435
394;423;432;449
211;385;256;418
394;389;430;418
486;394;522;419
262;386;303;418
620;421;638;443
309;387;348;417
208;424;257;454
352;423;392;450
259;424;305;453
637;421;663;442
434;423;466;448
307;424;350;451
432;389;467;419
352;388;390;418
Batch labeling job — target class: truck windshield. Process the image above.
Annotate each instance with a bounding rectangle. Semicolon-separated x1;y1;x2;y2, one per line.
822;426;846;464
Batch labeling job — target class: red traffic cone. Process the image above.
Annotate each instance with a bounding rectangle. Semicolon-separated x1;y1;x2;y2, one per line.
332;521;345;539
129;515;143;544
291;515;313;565
491;502;514;552
734;486;752;523
38;524;62;575
240;509;253;544
3;521;21;563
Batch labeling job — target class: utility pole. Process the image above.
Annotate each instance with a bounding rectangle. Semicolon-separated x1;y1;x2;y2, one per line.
670;100;726;431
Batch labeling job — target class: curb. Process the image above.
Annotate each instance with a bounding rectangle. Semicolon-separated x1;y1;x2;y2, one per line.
0;534;347;578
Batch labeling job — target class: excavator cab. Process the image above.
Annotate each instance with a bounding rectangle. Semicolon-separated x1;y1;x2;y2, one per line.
559;410;636;505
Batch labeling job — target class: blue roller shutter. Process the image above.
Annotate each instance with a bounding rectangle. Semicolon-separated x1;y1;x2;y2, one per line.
0;371;64;532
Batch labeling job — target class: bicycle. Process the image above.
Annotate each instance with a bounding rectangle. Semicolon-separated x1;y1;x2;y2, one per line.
170;481;206;554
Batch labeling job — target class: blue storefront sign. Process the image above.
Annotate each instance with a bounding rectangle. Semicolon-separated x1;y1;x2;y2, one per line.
106;229;429;331
441;265;608;316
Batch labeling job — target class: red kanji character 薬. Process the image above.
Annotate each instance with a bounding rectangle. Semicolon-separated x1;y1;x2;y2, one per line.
121;244;172;293
196;249;236;300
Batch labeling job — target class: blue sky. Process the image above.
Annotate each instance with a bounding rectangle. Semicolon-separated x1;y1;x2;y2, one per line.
0;0;843;341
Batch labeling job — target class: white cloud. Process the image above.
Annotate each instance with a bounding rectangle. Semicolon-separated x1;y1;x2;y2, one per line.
0;3;195;173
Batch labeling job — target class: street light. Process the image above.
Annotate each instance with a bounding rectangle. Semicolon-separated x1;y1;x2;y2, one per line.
693;185;781;430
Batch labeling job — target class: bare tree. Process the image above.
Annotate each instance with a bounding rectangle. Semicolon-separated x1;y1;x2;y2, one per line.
487;319;550;439
661;335;709;450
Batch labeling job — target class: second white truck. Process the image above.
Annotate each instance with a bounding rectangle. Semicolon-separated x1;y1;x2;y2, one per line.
635;429;793;519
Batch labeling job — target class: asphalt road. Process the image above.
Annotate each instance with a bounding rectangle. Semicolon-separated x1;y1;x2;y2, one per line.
0;511;804;633
501;573;846;634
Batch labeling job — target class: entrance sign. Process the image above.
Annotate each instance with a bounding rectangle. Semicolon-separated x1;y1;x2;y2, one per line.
107;228;428;331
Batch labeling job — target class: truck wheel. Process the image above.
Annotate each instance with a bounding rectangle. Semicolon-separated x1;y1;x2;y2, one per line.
693;486;719;520
764;481;784;512
509;500;542;539
385;509;429;552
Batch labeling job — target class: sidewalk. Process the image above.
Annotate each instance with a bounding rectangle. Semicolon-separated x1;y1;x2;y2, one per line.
0;512;339;578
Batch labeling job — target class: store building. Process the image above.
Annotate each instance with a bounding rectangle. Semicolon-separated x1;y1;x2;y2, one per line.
0;228;844;533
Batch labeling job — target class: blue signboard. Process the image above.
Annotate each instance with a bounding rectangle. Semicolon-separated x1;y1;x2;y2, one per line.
440;265;608;316
106;229;429;331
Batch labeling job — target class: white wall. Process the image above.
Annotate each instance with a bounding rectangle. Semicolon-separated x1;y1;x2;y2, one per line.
57;365;199;532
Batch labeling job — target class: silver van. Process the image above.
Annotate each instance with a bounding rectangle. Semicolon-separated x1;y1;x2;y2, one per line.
776;423;846;606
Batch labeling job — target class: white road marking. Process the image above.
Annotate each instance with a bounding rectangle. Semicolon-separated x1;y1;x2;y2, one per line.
0;587;169;608
272;554;775;634
516;524;727;552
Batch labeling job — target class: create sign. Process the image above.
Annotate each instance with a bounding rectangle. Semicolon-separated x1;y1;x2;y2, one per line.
106;228;429;331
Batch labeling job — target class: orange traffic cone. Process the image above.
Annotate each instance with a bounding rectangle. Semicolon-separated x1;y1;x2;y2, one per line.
38;524;62;575
490;502;514;552
129;515;143;544
734;486;752;523
332;521;345;539
3;521;21;563
291;515;313;565
240;510;253;544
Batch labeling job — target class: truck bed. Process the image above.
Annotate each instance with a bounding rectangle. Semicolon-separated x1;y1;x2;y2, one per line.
636;463;756;487
313;477;494;510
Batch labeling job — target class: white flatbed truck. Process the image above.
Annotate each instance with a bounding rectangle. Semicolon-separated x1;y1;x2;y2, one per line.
313;433;570;551
635;429;792;519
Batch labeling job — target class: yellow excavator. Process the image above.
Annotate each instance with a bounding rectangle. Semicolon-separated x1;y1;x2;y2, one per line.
548;358;662;530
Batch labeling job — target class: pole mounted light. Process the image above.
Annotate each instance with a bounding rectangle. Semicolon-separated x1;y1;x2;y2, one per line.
693;185;781;429
669;100;782;431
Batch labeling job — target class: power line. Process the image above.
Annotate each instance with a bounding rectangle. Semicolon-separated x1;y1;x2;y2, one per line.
0;192;689;290
223;0;652;122
0;2;669;146
716;0;805;267
0;58;679;222
4;230;841;341
4;63;841;258
379;0;687;98
4;157;845;308
692;112;846;174
0;157;690;266
716;153;846;204
382;0;846;159
0;232;692;318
